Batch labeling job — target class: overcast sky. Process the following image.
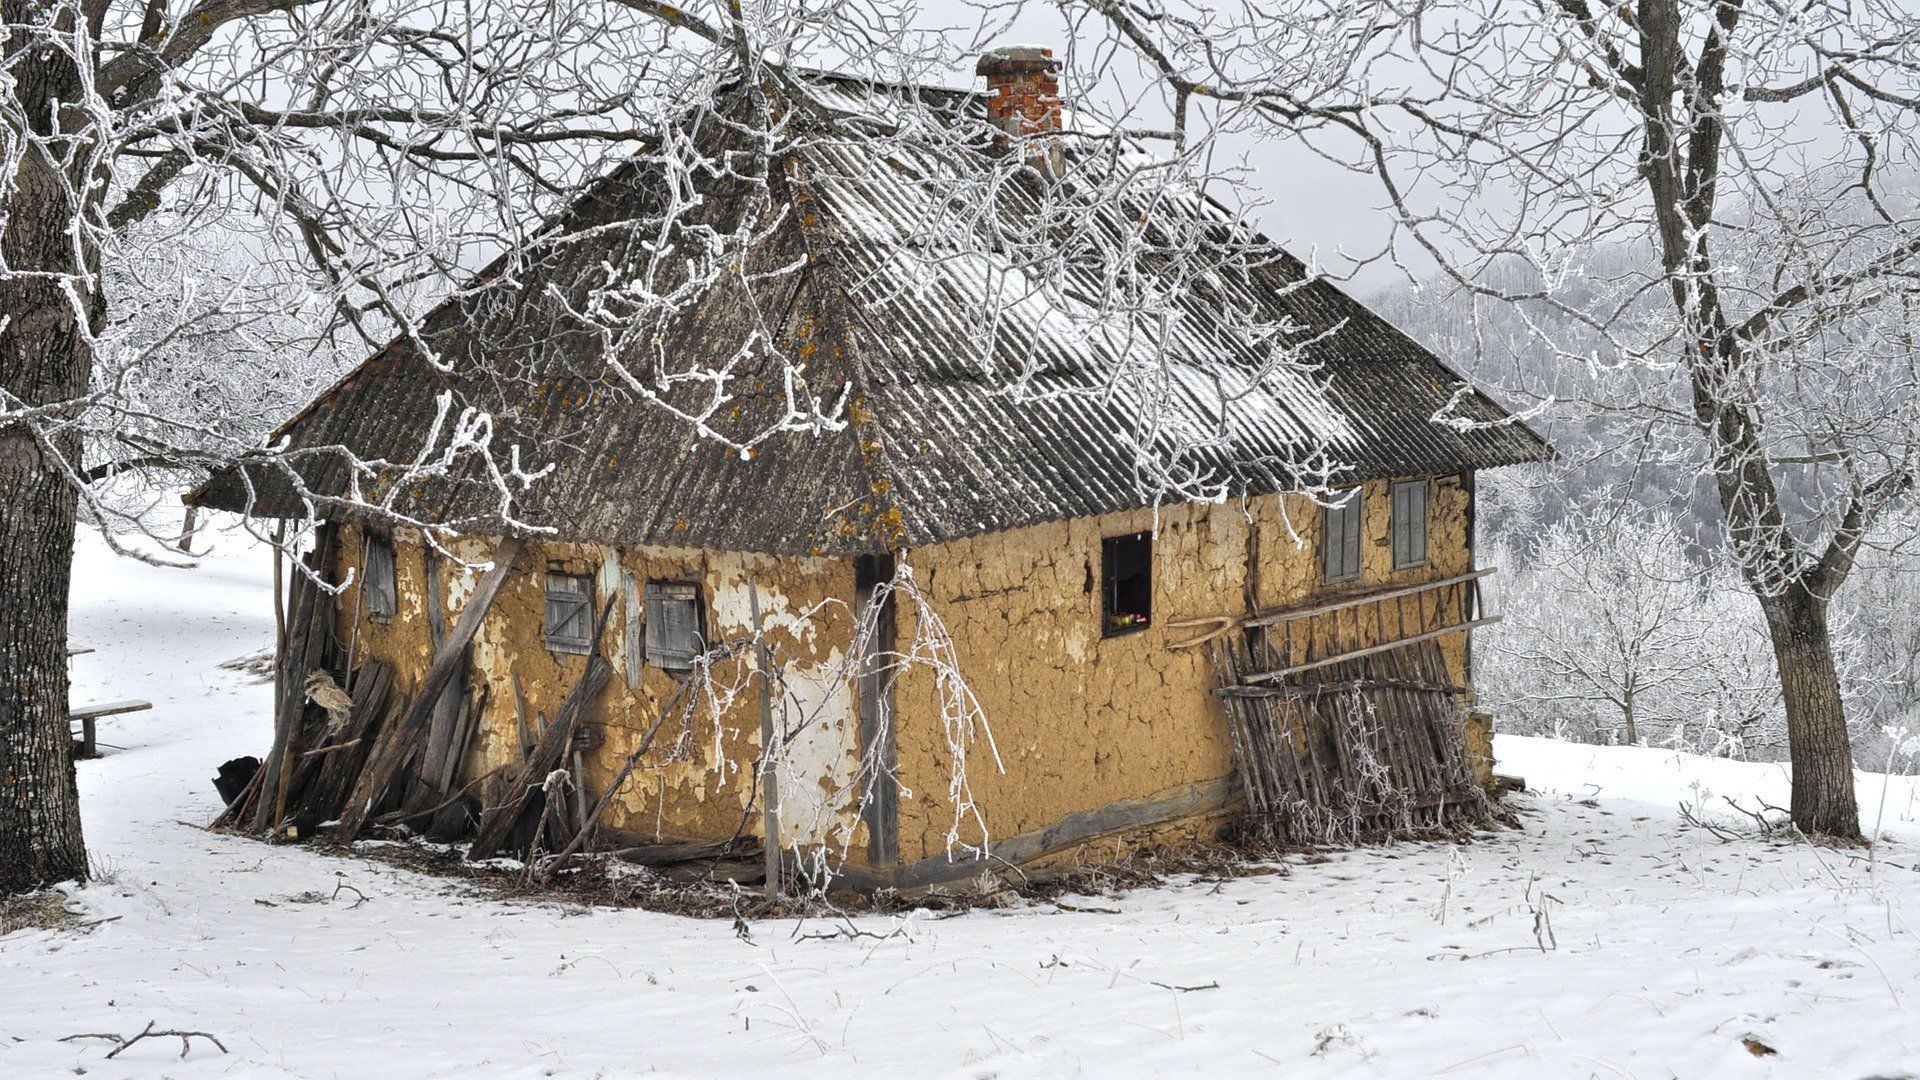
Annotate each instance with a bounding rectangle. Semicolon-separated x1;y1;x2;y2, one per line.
861;1;1415;292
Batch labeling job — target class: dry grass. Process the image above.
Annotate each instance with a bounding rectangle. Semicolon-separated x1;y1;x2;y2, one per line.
0;891;82;937
315;830;1452;922
221;802;1517;923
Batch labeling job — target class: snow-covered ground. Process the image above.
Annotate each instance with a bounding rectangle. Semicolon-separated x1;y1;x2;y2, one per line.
4;525;1920;1078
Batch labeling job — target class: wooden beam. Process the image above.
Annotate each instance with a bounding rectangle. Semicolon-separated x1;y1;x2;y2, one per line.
1165;567;1496;650
748;575;783;899
1243;568;1495;628
855;554;899;870
1214;679;1465;698
1241;616;1503;683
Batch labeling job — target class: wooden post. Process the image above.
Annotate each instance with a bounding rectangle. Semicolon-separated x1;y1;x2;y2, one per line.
854;554;898;868
748;575;782;898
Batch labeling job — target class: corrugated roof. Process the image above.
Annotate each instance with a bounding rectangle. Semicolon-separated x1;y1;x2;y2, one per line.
194;72;1550;555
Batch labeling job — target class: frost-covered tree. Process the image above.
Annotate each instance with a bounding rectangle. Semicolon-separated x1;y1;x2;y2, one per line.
1484;509;1781;755
1082;0;1920;838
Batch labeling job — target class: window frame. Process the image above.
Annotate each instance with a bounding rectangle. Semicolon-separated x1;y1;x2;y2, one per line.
1100;531;1154;638
1321;487;1364;584
362;531;398;617
644;580;705;671
1390;478;1431;570
543;571;596;656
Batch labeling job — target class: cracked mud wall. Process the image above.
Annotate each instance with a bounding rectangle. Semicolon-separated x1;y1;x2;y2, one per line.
321;470;1481;873
888;473;1479;867
329;528;863;851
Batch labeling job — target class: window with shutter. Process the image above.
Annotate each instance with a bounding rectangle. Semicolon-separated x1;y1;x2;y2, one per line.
1322;488;1363;583
644;581;703;670
1391;479;1429;569
544;572;594;655
364;533;398;616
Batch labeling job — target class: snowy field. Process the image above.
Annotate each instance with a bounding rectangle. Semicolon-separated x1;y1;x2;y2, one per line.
4;524;1920;1079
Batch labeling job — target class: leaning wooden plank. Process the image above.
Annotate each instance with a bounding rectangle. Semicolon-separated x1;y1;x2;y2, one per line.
252;549;310;830
409;545;467;810
1242;617;1503;684
468;653;611;860
271;562;338;826
254;528;337;833
408;657;468;813
336;536;527;839
292;661;394;831
536;644;734;875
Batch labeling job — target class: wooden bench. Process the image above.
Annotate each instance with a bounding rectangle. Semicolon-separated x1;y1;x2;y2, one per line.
69;699;152;759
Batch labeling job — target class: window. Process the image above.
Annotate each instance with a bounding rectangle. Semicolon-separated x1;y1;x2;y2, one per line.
1391;479;1430;569
1322;488;1363;583
363;533;397;616
644;581;704;670
1101;532;1152;636
544;572;595;655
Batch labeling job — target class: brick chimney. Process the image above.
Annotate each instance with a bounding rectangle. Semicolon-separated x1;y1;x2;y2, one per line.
976;45;1064;178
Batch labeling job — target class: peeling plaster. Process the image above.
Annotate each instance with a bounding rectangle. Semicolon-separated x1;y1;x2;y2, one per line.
326;472;1484;876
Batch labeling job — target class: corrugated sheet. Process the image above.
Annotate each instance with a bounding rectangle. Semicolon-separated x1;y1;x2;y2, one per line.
195;73;1550;555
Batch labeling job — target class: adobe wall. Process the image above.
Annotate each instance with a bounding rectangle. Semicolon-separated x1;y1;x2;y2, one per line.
328;528;866;854
324;469;1480;880
888;473;1477;869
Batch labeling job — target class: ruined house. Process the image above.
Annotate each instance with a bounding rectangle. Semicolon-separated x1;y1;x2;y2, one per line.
193;49;1551;889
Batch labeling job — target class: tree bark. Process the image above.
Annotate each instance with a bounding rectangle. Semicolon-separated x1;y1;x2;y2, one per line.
0;7;101;895
0;412;88;893
1763;591;1862;840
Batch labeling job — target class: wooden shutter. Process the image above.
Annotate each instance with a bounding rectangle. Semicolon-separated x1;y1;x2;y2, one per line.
1322;498;1343;582
364;534;398;616
544;573;594;654
1392;480;1428;569
1324;489;1362;583
644;581;703;670
1344;492;1363;580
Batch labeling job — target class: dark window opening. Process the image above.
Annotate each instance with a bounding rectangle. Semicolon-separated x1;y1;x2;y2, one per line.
1391;479;1430;569
1101;532;1152;636
363;532;398;617
544;571;595;655
1322;488;1363;584
645;580;704;671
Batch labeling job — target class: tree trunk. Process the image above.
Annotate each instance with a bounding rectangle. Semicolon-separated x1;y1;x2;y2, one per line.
1762;591;1861;841
0;202;93;894
0;417;87;892
0;15;98;895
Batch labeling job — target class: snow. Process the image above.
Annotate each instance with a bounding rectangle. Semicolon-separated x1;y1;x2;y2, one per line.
5;524;1920;1077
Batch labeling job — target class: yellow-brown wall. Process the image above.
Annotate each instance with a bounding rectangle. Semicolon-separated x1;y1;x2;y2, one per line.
329;529;867;854
327;471;1478;880
889;474;1476;867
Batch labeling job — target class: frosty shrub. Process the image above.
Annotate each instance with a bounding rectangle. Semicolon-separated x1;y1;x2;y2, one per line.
1482;508;1782;759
